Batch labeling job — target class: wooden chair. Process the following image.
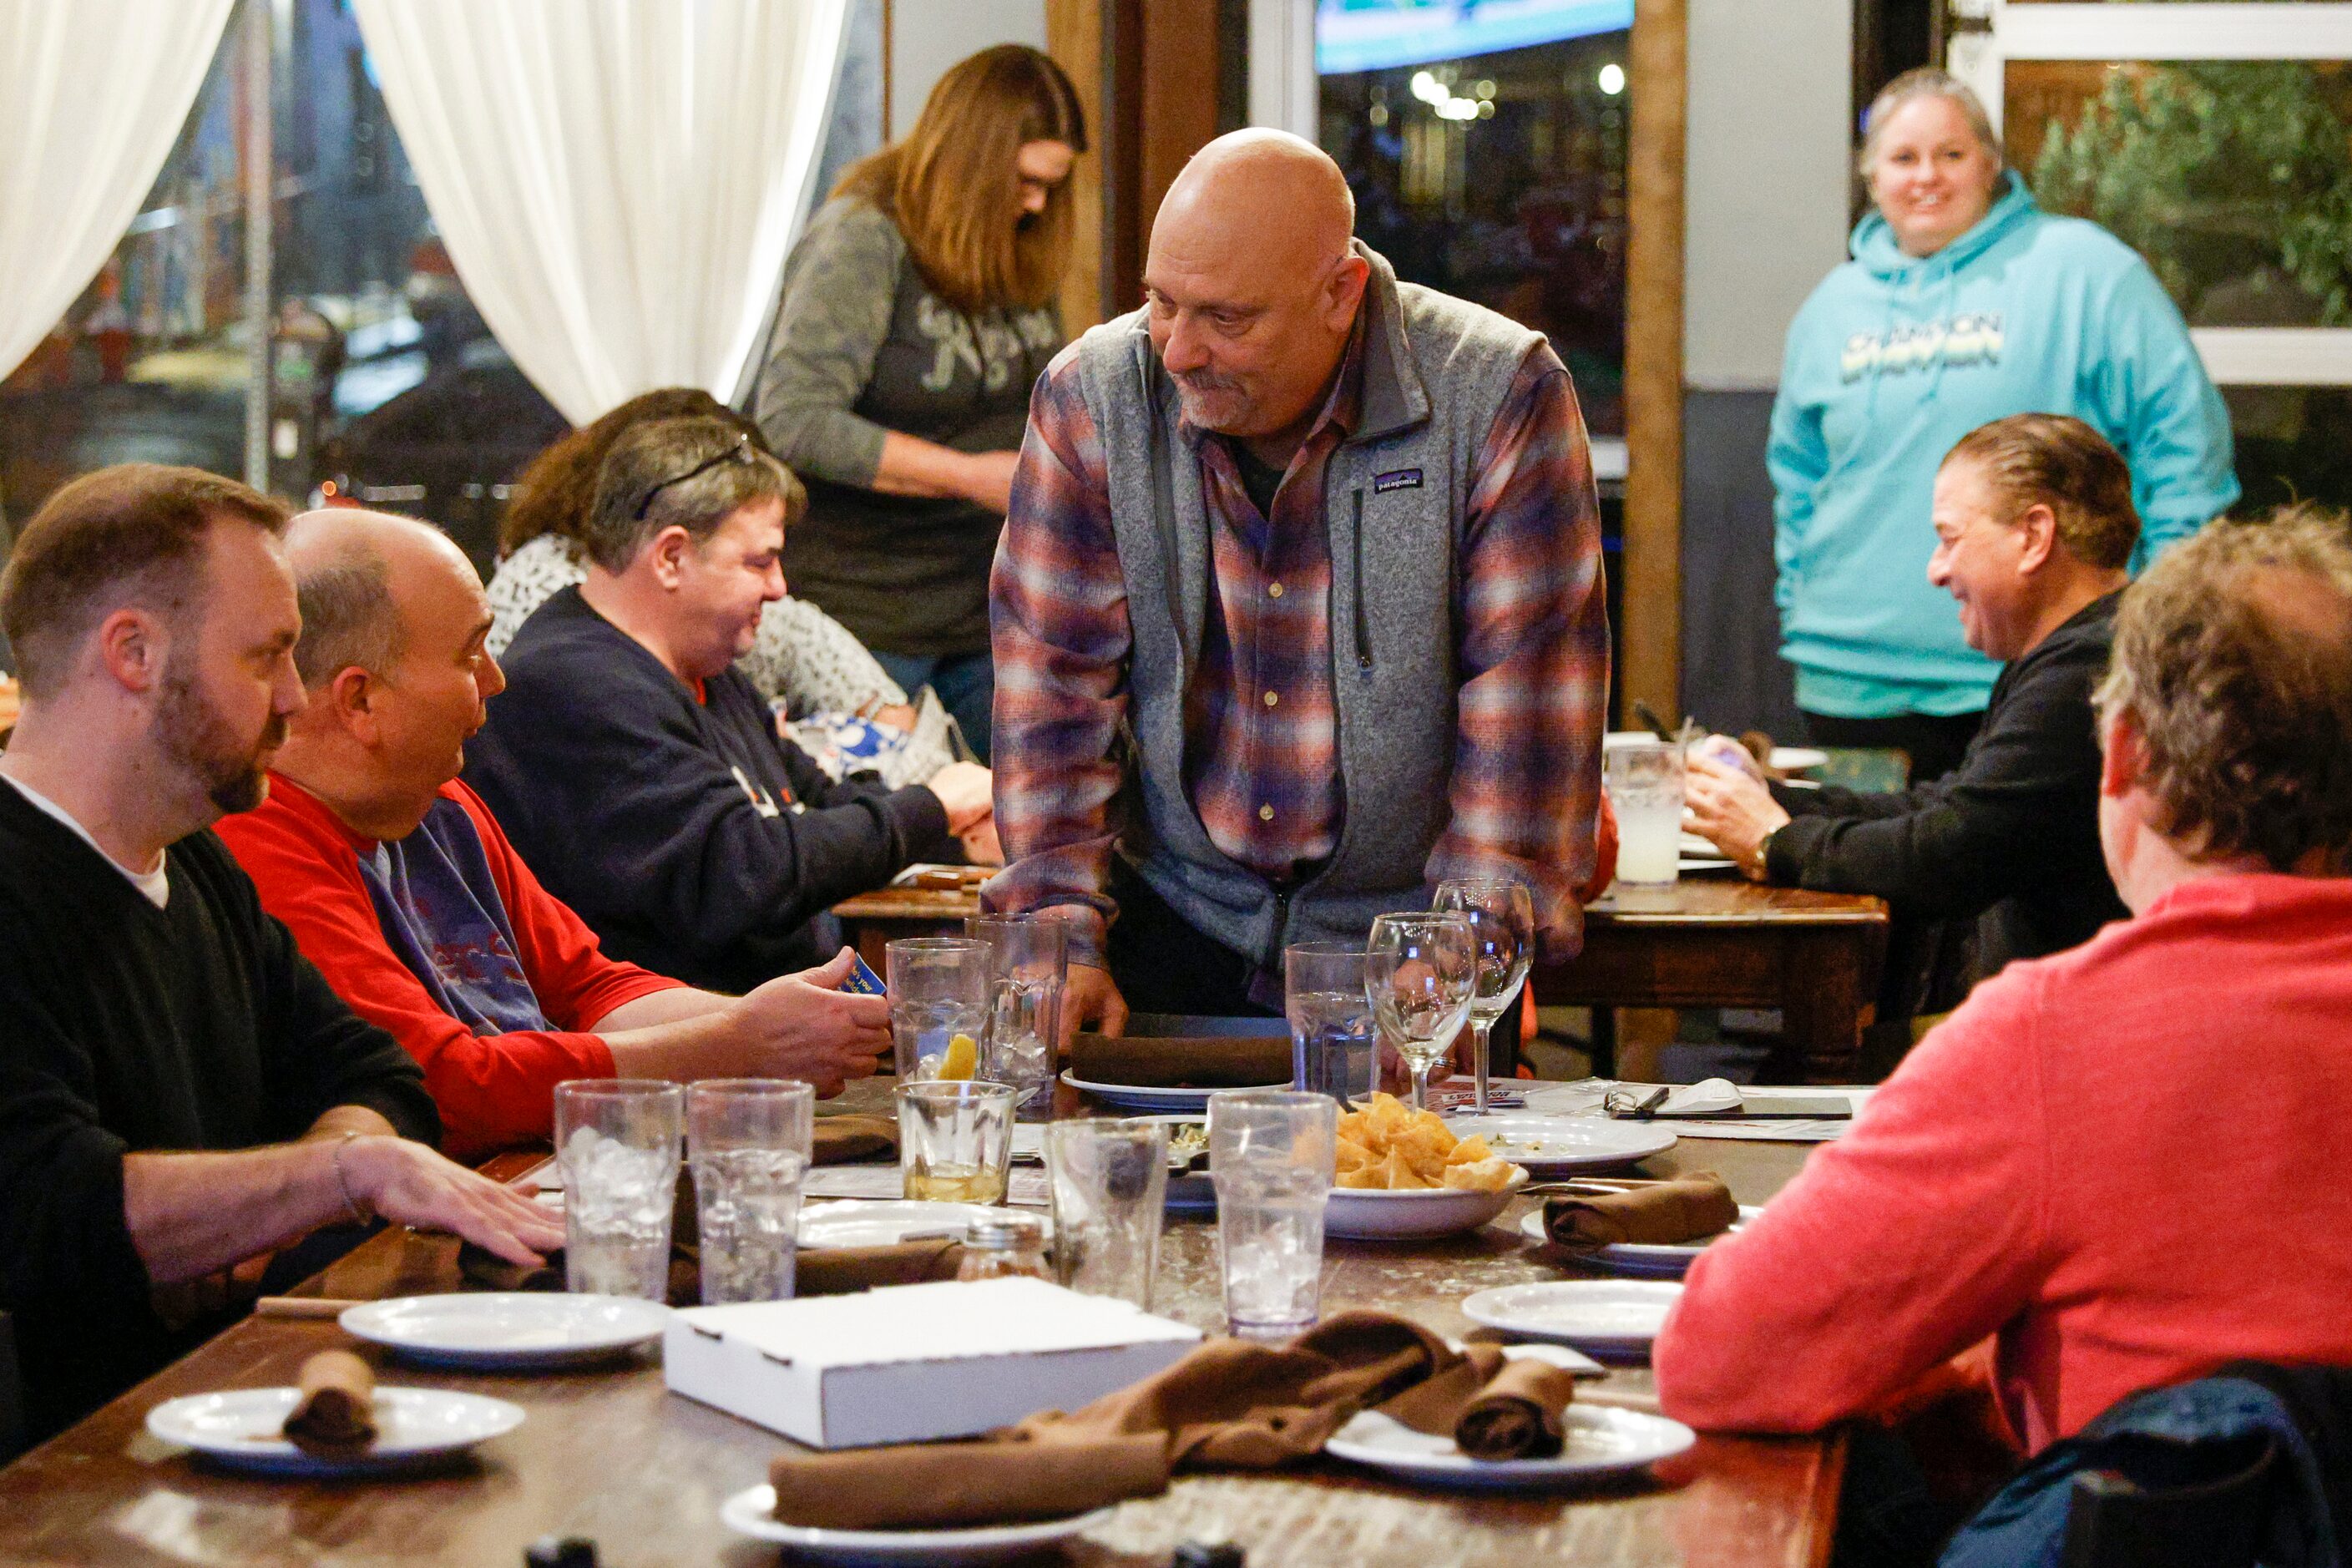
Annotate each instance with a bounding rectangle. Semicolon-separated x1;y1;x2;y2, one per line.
2056;1432;2277;1568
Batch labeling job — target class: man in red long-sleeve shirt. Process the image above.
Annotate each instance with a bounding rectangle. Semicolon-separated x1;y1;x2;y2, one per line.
219;510;890;1161
1656;505;2352;1457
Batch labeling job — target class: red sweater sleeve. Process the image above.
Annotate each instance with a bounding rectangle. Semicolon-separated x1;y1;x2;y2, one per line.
218;784;672;1161
1652;964;2057;1434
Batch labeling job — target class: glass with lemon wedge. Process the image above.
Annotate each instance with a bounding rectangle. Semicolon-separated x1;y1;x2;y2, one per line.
884;938;992;1081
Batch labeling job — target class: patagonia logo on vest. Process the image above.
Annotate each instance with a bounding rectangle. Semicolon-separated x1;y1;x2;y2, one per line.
1839;313;2004;382
1373;468;1423;493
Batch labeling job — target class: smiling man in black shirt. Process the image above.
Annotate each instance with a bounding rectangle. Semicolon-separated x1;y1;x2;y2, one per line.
1687;416;2142;1010
0;464;562;1440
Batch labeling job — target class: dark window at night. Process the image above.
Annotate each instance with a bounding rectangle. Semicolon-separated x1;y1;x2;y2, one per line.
1317;3;1631;435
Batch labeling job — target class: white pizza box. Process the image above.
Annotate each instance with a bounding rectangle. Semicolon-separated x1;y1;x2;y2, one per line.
663;1275;1203;1449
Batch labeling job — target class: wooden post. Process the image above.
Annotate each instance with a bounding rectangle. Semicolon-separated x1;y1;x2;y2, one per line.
1622;0;1687;726
1045;0;1107;333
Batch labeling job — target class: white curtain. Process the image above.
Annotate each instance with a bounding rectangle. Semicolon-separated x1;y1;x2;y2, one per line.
0;0;238;380
350;0;851;426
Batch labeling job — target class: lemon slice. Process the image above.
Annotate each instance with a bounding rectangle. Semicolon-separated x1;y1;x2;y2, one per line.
938;1033;979;1080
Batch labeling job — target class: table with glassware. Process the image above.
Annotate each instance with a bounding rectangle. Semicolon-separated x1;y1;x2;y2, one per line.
837;878;1891;1084
0;1075;1842;1567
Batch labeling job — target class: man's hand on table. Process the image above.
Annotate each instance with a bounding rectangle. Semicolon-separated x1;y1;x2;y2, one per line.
1061;963;1129;1053
728;948;892;1095
926;761;994;834
1685;752;1793;881
957;816;1004;867
341;1136;565;1267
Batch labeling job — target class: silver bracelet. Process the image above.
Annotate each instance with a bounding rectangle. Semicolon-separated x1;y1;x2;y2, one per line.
332;1131;375;1226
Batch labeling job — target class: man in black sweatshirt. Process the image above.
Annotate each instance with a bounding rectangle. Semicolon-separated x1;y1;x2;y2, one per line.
0;465;564;1442
466;417;995;995
1688;414;2142;993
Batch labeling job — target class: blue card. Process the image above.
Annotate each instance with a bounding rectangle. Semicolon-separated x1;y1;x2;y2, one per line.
840;953;886;995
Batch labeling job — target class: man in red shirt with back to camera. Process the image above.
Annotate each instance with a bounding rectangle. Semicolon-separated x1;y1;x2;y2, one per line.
1657;504;2352;1460
218;509;890;1161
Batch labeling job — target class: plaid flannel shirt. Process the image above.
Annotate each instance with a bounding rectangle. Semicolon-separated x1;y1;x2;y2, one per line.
988;333;1607;966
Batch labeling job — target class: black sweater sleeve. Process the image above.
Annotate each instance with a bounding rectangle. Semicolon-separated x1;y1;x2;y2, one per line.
474;648;953;974
1761;640;2108;920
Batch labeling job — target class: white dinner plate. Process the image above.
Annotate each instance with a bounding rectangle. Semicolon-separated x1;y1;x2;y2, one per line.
146;1386;524;1476
1326;1402;1696;1489
796;1199;1019;1250
1442;1115;1676;1176
1460;1280;1684;1356
1520;1204;1763;1277
338;1292;668;1370
1769;746;1829;772
720;1484;1115;1563
1325;1166;1529;1241
1059;1069;1290;1111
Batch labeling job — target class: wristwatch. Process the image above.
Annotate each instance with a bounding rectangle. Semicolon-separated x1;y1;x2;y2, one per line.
1746;827;1778;882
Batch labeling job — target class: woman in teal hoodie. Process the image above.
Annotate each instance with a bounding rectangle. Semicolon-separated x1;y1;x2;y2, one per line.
1770;68;2236;781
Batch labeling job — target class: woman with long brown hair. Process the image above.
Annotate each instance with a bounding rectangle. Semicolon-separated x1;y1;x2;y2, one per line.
751;43;1085;761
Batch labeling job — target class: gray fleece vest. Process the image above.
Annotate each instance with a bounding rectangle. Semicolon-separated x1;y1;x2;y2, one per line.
1070;242;1543;974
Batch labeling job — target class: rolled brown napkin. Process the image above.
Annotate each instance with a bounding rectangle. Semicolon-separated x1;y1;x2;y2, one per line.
1452;1357;1577;1460
770;1433;1171;1530
1541;1172;1739;1250
813;1115;899;1165
282;1349;377;1455
1368;1343;1576;1460
767;1311;1474;1530
1069;1033;1292;1090
794;1240;967;1295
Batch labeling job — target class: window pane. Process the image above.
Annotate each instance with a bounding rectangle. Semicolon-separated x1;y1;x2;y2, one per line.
2228;385;2352;511
2007;58;2352;329
1318;14;1631;434
0;24;250;530
0;2;564;575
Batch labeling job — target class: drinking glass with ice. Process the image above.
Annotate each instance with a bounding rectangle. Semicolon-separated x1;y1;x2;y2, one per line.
554;1079;685;1301
965;914;1067;1118
688;1079;812;1305
1209;1089;1338;1341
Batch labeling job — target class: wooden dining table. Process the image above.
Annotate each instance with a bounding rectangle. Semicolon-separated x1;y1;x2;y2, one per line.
0;1083;1842;1568
837;876;1889;1084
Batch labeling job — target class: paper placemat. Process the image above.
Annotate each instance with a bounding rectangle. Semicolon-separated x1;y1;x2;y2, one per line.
1518;1080;1871;1143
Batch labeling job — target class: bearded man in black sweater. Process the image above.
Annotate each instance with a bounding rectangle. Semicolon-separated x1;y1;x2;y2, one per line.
0;465;562;1442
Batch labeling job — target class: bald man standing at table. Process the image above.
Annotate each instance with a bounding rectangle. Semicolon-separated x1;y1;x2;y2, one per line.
988;129;1608;1032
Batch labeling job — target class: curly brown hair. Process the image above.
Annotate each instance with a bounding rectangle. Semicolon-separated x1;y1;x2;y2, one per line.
497;388;760;558
2095;503;2352;872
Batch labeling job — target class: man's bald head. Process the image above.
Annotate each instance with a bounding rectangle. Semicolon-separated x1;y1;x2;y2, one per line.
1152;130;1355;279
283;509;478;690
1144;130;1371;454
273;508;506;837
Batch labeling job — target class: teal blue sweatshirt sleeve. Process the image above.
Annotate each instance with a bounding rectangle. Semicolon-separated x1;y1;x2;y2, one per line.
2082;257;2238;569
1767;311;1832;617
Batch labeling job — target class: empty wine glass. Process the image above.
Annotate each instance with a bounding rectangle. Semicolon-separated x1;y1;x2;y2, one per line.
1432;879;1536;1115
1363;912;1476;1112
